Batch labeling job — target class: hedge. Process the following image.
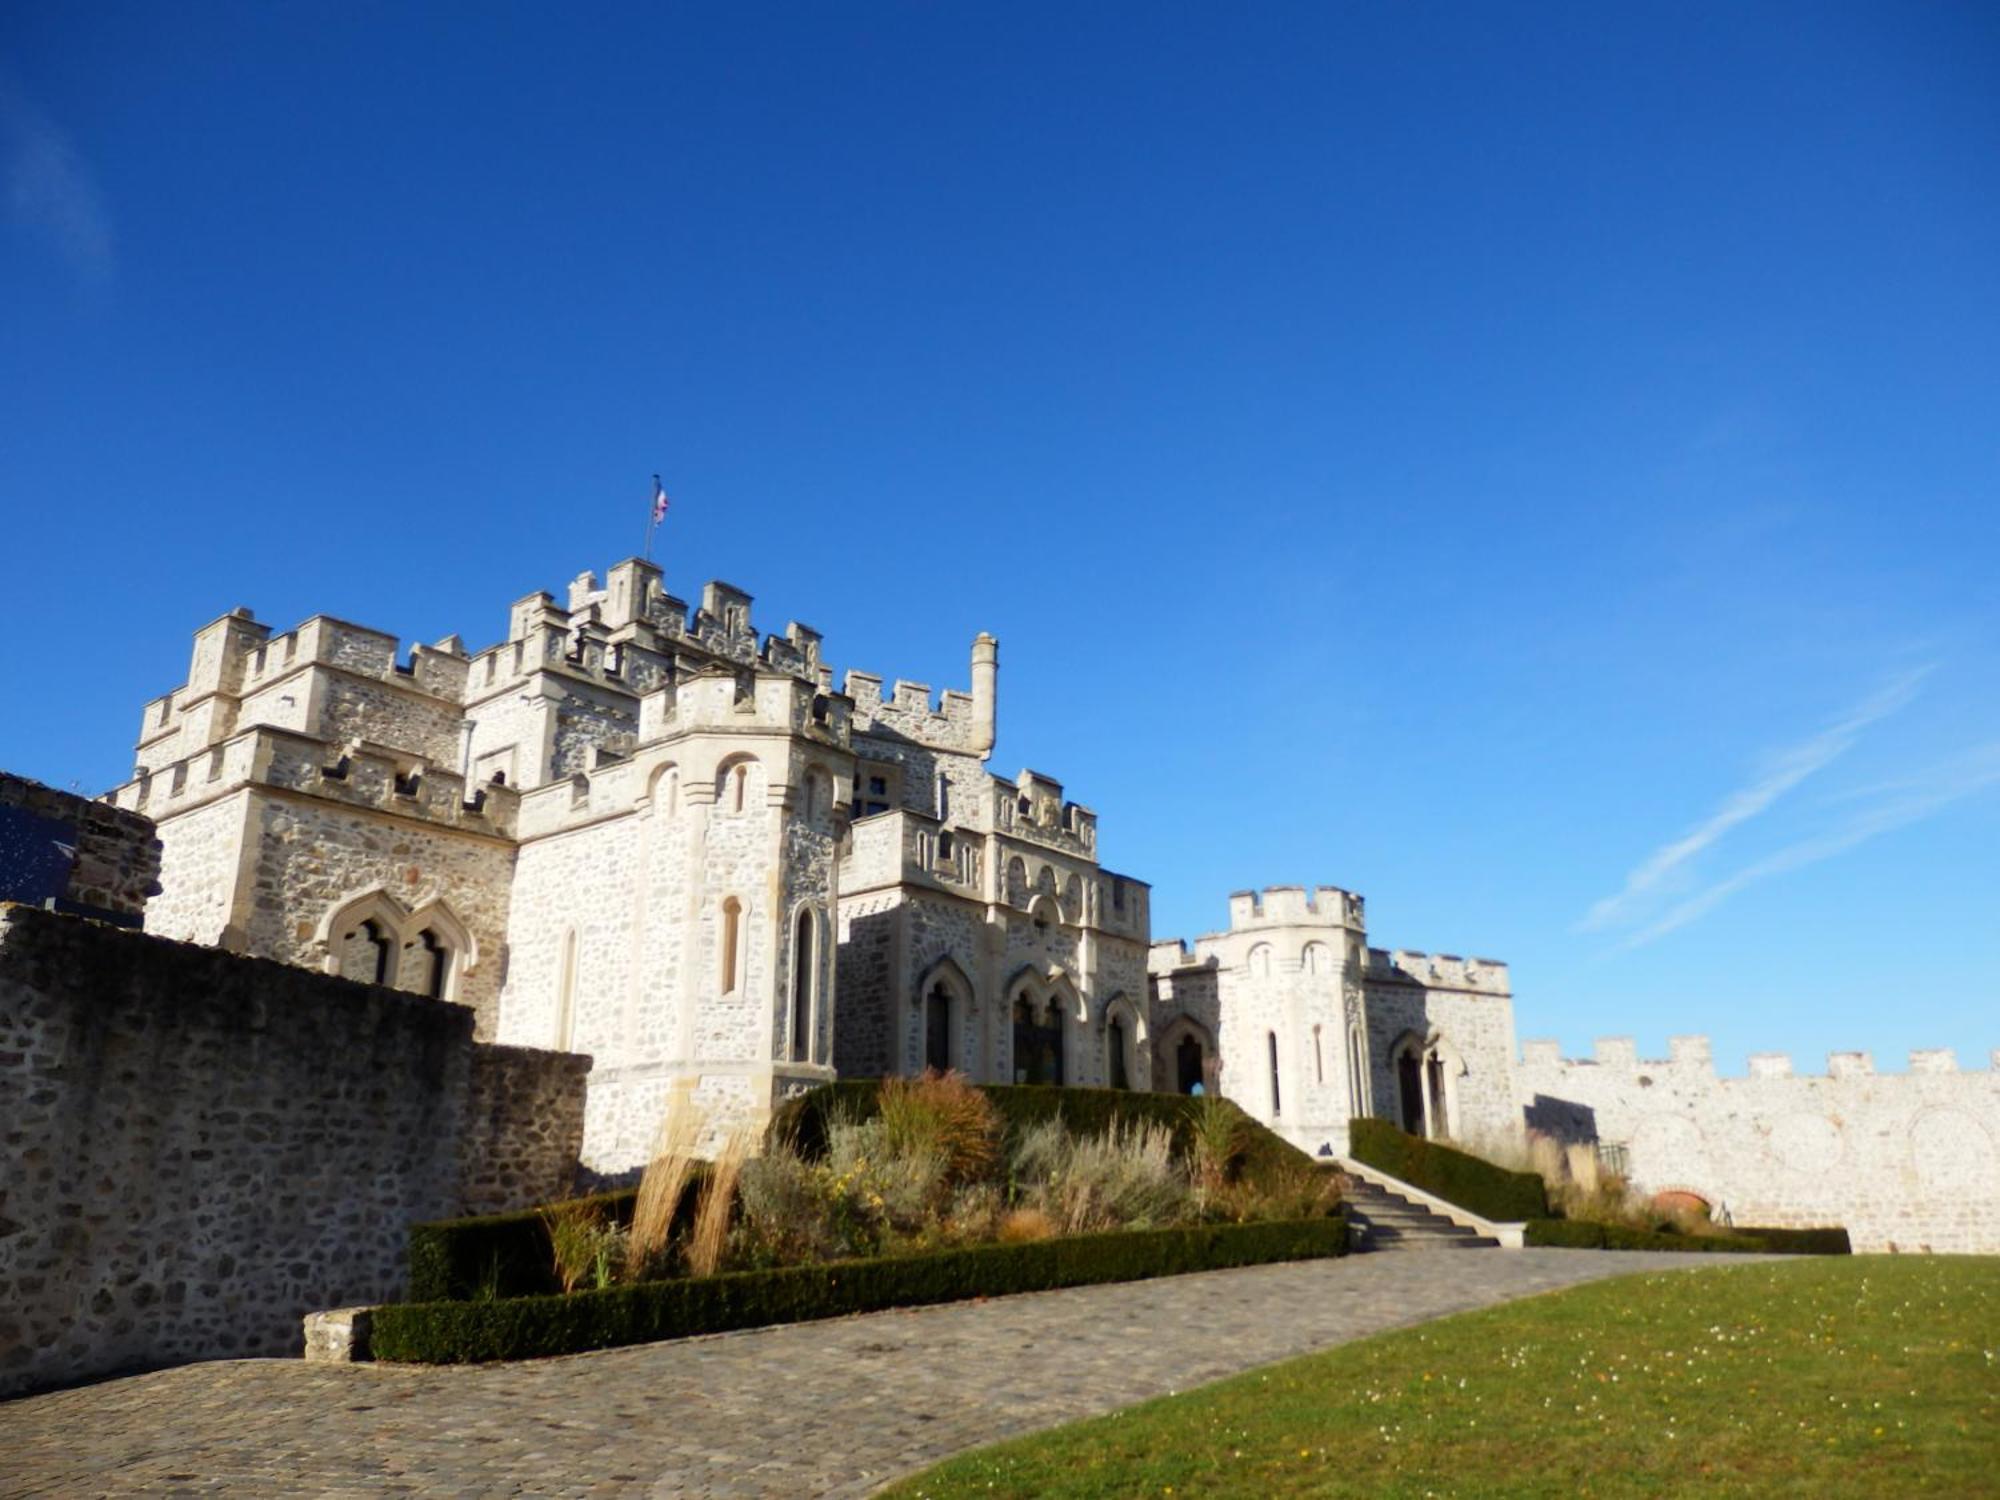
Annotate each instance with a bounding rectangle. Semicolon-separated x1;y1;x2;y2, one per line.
1346;1118;1549;1222
408;1175;717;1303
1523;1219;1849;1254
409;1084;1309;1303
409;1187;638;1303
375;1216;1350;1364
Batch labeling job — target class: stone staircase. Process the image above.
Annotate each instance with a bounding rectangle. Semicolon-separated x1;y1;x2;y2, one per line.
1343;1176;1500;1251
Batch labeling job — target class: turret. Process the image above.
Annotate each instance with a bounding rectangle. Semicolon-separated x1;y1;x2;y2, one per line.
970;633;998;758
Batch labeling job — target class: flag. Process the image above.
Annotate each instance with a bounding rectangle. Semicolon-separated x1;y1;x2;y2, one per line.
651;475;670;524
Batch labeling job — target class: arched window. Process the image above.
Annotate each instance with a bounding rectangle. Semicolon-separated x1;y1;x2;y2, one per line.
340;918;392;986
1348;1024;1369;1117
720;897;743;993
1247;943;1273;978
1010;990;1064;1086
1426;1052;1450;1139
732;763;747;813
1043;998;1065;1086
791;908;814;1062
1005;857;1028;906
1267;1031;1283;1117
1302;942;1332;976
925;983;953;1072
1397;1045;1425;1134
554;928;579;1050
1108;1015;1130;1090
414;929;449;1001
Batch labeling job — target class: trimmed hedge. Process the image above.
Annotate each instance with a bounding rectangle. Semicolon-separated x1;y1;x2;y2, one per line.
408;1188;637;1303
375;1216;1349;1364
1524;1219;1849;1255
1346;1118;1549;1222
1733;1226;1851;1255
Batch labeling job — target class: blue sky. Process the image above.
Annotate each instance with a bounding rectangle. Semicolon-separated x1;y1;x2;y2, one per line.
4;4;1996;1074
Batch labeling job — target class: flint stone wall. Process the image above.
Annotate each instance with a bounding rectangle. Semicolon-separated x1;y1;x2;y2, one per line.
0;903;588;1397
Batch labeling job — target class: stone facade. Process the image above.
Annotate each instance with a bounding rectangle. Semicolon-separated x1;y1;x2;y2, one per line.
93;550;1999;1251
0;902;586;1397
1514;1038;2000;1253
1148;886;1520;1159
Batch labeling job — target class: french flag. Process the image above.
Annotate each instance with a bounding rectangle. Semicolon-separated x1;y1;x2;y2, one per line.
651;475;670;524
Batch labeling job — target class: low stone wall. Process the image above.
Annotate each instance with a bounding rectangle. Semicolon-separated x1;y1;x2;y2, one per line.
1517;1037;2000;1254
0;771;161;923
0;904;587;1397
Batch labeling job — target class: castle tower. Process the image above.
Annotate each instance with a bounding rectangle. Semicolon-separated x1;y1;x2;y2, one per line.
1148;886;1369;1156
495;663;853;1171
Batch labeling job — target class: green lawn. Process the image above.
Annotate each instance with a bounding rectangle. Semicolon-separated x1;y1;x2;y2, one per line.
884;1257;2000;1499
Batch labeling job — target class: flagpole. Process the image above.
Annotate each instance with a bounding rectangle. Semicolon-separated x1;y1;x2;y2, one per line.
644;474;662;561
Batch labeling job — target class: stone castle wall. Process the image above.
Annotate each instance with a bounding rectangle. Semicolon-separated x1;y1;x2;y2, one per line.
0;772;161;923
1515;1038;2000;1253
0;904;587;1398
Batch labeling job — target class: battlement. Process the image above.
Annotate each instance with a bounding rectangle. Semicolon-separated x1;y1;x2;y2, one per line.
1225;885;1364;931
839;806;985;900
1366;947;1510;995
111;725;519;838
634;669;852;746
994;768;1096;856
1517;1036;1999;1079
842;633;996;759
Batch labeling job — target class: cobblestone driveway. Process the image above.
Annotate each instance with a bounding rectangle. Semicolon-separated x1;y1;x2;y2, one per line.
2;1250;1756;1498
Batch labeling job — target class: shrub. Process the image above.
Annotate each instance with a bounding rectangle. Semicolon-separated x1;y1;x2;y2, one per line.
1045;1120;1190;1234
541;1201;625;1293
773;1082;1307;1191
1186;1092;1248;1196
877;1072;1002;1185
1347;1118;1549;1222
373;1217;1349;1365
997;1206;1056;1243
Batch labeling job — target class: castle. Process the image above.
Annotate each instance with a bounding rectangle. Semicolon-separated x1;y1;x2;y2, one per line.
102;556;1999;1248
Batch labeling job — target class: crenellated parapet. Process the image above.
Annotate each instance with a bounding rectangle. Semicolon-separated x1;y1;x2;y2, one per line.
1516;1035;1996;1080
1226;885;1365;932
111;725;520;838
1366;947;1511;996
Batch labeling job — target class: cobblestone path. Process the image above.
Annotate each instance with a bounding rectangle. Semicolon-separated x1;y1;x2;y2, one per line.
2;1250;1757;1498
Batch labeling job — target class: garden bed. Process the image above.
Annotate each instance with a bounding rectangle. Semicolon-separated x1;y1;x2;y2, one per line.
373;1216;1349;1363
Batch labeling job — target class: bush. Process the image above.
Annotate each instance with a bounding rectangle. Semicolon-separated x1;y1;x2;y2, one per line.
773;1082;1308;1193
1347;1118;1549;1222
1523;1219;1848;1254
373;1216;1349;1364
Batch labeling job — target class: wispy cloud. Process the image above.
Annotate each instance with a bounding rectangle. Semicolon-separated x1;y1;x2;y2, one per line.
1;73;113;288
1578;666;1932;934
1621;740;2000;946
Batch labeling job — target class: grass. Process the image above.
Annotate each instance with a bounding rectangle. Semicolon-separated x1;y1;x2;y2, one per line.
882;1257;2000;1499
